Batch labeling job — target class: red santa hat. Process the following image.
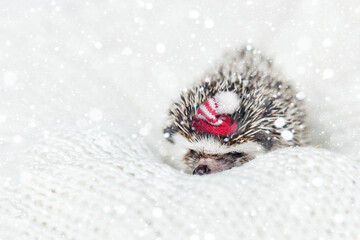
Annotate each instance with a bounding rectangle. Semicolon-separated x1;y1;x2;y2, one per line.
191;92;240;136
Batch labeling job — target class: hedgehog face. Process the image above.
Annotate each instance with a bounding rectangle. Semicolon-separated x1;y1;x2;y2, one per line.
185;150;250;175
165;132;265;175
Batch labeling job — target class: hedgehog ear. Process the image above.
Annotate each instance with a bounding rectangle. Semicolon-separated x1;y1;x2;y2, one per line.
254;131;275;151
163;124;178;144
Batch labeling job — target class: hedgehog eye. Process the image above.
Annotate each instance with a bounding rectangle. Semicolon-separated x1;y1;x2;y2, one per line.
217;152;245;162
227;152;244;158
189;149;196;155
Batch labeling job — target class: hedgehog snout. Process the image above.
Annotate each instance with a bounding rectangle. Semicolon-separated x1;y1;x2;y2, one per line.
193;165;211;175
192;157;235;175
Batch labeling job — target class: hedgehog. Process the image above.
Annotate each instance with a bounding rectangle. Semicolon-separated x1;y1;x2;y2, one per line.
163;46;308;175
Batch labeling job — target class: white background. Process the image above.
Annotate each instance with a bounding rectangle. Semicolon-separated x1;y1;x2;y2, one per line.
1;1;360;239
1;0;360;156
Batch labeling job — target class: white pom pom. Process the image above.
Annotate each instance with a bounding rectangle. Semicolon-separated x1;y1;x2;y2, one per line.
214;92;240;114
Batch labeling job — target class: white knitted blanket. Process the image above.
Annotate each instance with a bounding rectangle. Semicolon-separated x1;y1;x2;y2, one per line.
1;130;360;240
1;0;360;239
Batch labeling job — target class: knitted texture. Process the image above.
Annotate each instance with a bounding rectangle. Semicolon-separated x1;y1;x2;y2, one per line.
191;92;239;136
1;130;360;240
1;0;360;239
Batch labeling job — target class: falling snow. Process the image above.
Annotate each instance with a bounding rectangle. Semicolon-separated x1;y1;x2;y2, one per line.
204;233;216;240
274;117;286;128
311;177;324;187
322;68;334;79
121;47;132;55
204;19;214;29
297;36;312;51
12;135;23;143
89;108;103;122
152;207;163;218
94;42;103;49
3;72;17;87
190;235;200;240
156;43;166;54
0;1;360;239
281;130;294;141
296;66;305;75
296;92;306;101
322;39;332;48
0;115;7;124
189;9;200;19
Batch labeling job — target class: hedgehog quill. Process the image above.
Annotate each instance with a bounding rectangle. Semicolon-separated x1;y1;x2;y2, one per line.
164;46;309;175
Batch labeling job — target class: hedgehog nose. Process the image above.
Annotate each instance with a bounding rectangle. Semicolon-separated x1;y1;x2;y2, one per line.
193;165;211;175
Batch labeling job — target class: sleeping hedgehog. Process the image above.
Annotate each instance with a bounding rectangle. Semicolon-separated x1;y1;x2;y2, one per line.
163;46;308;175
